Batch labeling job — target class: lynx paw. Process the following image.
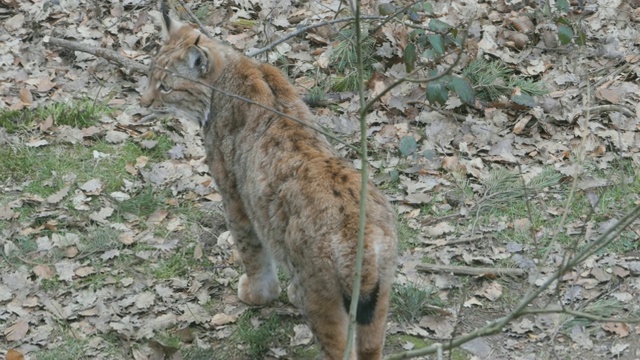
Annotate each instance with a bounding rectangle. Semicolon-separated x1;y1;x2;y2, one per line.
238;274;281;305
287;282;303;308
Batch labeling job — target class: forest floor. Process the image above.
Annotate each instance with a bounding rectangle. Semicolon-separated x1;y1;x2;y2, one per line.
1;0;640;359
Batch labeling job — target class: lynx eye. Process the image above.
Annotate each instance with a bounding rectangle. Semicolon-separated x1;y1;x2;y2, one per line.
159;83;172;94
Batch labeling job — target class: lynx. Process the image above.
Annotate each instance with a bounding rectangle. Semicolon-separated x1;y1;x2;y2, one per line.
140;7;397;359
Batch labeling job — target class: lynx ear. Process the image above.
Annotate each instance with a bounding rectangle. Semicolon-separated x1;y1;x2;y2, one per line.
186;43;209;77
159;0;186;39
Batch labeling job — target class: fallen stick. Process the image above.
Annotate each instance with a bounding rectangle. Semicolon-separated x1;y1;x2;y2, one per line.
44;36;148;75
416;263;526;277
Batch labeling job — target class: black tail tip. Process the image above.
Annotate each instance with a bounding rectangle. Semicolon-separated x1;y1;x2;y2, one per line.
342;281;380;325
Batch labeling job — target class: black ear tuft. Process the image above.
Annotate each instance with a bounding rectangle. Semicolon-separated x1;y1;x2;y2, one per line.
195;34;201;47
160;0;171;32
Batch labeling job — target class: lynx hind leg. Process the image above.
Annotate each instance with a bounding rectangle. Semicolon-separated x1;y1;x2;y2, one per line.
233;229;281;305
356;280;391;360
303;287;356;360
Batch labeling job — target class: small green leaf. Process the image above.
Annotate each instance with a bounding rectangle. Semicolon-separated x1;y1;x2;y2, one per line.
450;76;475;105
424;3;434;14
426;81;449;106
556;0;570;13
409;29;424;41
557;25;573;45
389;169;400;183
576;30;587;46
407;10;421;22
378;3;398;16
399;136;418;157
511;92;536;107
427;34;445;55
404;43;417;73
428;19;452;32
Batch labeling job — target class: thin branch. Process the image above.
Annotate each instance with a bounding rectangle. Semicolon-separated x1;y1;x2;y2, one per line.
247;16;385;57
520;307;640;323
44;37;148;74
174;0;212;38
344;0;369;357
415;264;526;277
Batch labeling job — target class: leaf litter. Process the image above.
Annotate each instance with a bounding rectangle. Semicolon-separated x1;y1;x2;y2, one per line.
0;0;640;359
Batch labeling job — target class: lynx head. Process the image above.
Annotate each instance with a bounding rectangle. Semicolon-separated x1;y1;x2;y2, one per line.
140;7;226;126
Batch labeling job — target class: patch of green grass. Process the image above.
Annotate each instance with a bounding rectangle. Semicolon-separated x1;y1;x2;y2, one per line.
152;248;194;279
562;298;625;330
234;310;292;358
390;283;439;323
0;109;39;133
117;186;163;218
397;220;419;253
48;99;111;128
329;25;376;91
0;99;110;133
41;277;65;292
33;338;88;360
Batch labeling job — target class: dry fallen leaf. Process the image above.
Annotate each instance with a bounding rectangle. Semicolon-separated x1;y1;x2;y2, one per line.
46;185;71;204
290;324;313;346
4;319;29;341
601;322;629;337
210;313;238;327
475;281;503;301
6;349;25;360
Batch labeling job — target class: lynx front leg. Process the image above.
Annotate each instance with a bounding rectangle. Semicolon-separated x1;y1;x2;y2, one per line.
226;200;281;305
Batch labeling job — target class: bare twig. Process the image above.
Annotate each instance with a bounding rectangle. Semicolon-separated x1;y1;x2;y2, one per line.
344;0;369;357
584;104;635;117
246;16;385;57
520;307;640;323
44;37;148;74
416;264;526;277
174;0;212;38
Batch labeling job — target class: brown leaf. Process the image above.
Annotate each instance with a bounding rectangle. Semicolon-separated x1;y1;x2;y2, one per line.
211;313;238;327
19;87;32;105
595;88;622;104
46;185;70;204
89;207;114;223
147;209;169;225
119;232;135;245
193;243;203;259
0;205;18;220
4;13;25;32
4;319;29;341
64;246;79;259
74;266;96;277
33;265;54;279
475;281;503;301
79;178;103;195
35;77;56;93
601;322;629;337
40;115;54;132
6;349;25;360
